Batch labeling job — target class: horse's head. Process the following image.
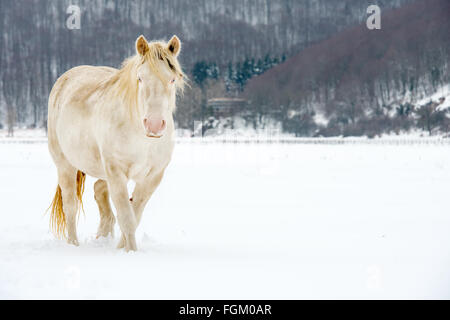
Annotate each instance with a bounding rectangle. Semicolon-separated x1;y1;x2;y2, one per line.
134;35;185;138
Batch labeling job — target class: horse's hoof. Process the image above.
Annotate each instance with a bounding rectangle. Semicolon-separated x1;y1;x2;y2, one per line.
125;242;137;252
116;236;126;249
67;238;79;246
96;229;113;239
117;234;137;251
97;217;116;239
125;234;137;252
124;242;137;252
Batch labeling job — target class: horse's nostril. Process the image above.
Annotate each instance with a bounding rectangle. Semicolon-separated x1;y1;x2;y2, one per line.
143;117;166;135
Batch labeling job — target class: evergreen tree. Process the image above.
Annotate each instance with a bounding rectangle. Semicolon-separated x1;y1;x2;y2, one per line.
192;61;209;88
225;62;235;92
255;58;264;75
207;62;219;80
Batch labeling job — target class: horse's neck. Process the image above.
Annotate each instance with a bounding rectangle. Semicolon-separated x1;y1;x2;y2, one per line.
103;68;137;107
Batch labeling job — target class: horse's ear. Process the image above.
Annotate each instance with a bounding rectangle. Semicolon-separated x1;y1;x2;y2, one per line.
167;35;181;57
136;35;149;56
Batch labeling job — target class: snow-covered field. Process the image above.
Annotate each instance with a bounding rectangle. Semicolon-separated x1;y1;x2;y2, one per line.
1;141;450;299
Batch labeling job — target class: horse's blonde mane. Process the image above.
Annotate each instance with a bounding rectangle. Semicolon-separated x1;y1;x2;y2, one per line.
99;41;186;112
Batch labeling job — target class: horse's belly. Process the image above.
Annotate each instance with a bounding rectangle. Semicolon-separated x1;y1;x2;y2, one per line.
56;121;106;179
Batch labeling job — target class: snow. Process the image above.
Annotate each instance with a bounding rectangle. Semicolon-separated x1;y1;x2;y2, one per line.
1;141;450;299
0;128;47;139
313;111;329;126
417;84;450;111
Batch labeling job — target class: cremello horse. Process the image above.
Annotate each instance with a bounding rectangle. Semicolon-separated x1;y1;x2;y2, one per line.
47;35;185;251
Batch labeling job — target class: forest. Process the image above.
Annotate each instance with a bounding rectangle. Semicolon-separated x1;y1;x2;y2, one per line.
2;0;448;137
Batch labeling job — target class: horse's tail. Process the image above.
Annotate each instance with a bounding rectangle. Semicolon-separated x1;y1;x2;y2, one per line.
48;171;86;239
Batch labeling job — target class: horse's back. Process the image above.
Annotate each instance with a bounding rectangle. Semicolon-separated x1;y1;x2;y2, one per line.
49;65;116;111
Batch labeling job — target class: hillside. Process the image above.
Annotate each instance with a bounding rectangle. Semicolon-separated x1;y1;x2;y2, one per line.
244;0;450;136
0;0;414;130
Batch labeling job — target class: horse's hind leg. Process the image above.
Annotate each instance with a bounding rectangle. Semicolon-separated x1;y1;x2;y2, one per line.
58;167;79;246
94;179;116;238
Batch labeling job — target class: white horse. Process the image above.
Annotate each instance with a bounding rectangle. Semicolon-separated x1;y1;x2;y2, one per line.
47;35;185;251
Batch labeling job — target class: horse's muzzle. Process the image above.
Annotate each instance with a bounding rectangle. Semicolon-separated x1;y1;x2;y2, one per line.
143;117;166;139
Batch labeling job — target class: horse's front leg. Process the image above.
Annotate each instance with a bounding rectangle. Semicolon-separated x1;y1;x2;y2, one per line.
104;163;137;252
117;169;166;249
